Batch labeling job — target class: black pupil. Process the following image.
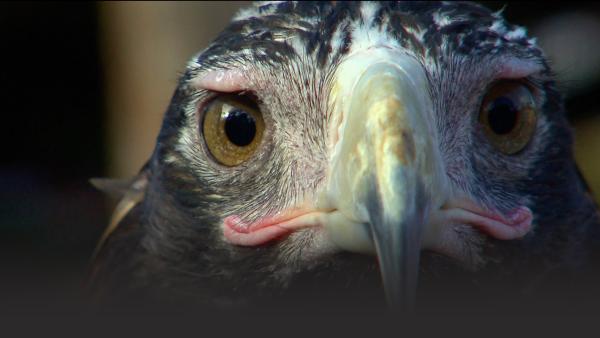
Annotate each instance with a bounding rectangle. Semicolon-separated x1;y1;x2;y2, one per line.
224;109;256;146
487;96;519;135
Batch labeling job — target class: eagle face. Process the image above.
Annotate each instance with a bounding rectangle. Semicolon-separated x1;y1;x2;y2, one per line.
93;1;600;309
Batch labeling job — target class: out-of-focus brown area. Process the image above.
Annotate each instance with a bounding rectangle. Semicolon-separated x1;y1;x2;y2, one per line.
575;117;600;195
0;2;598;309
99;2;246;178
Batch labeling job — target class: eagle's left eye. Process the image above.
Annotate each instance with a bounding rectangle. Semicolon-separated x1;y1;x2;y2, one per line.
202;94;265;166
479;80;537;155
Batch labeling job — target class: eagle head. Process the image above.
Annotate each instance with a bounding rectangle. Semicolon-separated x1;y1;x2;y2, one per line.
91;1;600;311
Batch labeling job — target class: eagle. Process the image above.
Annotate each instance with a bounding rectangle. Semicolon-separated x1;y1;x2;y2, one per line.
89;1;600;312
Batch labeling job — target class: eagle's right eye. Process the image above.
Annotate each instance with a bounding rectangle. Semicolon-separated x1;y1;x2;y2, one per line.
202;94;265;166
479;80;537;155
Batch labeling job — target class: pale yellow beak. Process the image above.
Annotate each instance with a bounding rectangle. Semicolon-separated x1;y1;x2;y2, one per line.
317;50;449;309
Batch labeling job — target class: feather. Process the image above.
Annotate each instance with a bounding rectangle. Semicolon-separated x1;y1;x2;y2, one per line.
90;164;149;259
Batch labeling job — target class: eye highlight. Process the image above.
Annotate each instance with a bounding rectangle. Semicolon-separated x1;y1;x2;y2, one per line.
479;80;537;155
202;94;265;166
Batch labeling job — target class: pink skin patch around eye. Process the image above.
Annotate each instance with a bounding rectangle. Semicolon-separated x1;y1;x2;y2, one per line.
495;57;544;79
193;69;249;93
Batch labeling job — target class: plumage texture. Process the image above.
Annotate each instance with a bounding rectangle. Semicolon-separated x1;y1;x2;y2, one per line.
90;1;600;311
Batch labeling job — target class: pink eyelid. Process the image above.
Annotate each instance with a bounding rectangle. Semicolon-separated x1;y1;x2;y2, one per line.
495;57;544;80
193;69;249;93
192;57;542;92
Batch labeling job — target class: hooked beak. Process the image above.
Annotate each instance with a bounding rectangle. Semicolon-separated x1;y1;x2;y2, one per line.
317;50;448;309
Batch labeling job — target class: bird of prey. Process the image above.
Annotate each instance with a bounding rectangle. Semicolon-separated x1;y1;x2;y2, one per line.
90;1;600;312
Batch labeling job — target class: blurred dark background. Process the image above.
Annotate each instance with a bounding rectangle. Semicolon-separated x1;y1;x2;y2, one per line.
0;2;599;307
